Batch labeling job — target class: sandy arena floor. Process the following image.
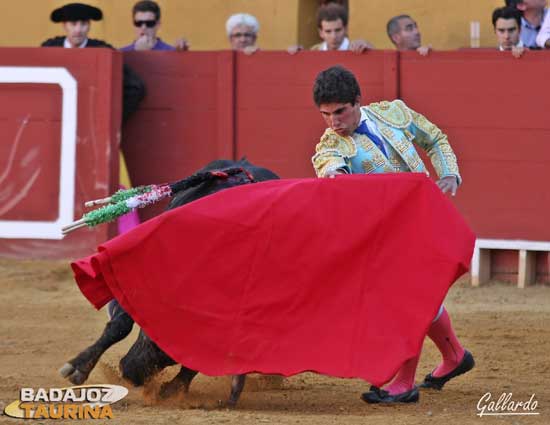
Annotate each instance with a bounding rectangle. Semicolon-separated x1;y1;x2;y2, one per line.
0;258;548;425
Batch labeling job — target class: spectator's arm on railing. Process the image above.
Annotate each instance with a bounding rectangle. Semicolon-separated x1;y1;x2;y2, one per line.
511;45;526;58
349;39;374;54
536;11;550;48
416;45;432;56
175;38;190;51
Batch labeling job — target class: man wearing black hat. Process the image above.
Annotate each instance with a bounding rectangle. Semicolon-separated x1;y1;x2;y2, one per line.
43;3;108;48
41;2;145;121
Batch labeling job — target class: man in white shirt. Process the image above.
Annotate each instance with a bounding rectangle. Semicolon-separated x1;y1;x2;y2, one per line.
535;1;550;47
288;3;373;54
505;0;548;48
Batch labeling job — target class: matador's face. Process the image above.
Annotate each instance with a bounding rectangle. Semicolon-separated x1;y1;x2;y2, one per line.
319;101;361;137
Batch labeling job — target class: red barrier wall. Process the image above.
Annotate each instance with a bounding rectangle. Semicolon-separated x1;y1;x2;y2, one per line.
121;51;235;220
399;50;550;282
120;50;548;282
0;48;121;258
121;50;398;219
234;51;398;177
399;50;550;241
1;49;547;282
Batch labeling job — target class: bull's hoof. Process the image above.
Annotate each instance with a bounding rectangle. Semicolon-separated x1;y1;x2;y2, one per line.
69;369;88;385
217;399;237;409
59;363;89;385
217;398;238;409
59;363;75;378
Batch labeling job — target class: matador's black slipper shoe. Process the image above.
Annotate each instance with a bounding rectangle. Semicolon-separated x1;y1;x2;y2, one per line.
361;386;419;404
419;350;475;390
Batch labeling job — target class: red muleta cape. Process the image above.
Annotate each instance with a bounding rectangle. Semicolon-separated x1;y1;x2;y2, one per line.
71;173;475;387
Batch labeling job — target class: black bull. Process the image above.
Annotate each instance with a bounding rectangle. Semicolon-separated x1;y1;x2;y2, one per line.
60;159;279;406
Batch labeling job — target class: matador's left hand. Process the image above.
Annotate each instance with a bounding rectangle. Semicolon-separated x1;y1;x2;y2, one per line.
437;176;458;196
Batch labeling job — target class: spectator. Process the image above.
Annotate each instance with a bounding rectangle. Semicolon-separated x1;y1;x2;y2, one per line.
536;3;550;47
386;15;431;56
121;1;189;51
312;3;372;52
42;2;146;122
493;6;526;58
226;13;259;54
41;2;143;234
289;3;373;54
505;0;547;48
42;2;104;48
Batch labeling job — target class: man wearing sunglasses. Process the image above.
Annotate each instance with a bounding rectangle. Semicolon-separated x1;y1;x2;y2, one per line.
121;0;189;51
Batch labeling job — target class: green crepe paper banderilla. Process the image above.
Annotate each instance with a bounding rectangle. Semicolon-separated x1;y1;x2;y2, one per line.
83;201;132;226
110;186;151;203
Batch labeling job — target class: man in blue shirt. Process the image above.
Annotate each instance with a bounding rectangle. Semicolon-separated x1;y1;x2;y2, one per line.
121;0;188;51
505;0;547;48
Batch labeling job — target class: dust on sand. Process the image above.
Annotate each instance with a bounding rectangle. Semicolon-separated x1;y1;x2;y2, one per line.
0;258;548;425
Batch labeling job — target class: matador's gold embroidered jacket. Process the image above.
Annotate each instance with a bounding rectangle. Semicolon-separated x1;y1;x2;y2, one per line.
312;100;461;183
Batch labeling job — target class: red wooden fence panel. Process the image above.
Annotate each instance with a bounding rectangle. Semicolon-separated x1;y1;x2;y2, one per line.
1;49;548;281
399;50;550;281
399;50;550;242
234;50;399;178
0;48;121;259
121;51;235;220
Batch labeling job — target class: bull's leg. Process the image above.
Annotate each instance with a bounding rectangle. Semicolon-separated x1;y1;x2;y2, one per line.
59;301;134;385
119;330;176;386
227;374;246;407
159;366;199;399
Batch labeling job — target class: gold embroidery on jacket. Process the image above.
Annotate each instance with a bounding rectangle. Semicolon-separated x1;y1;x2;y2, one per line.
411;111;440;139
404;154;422;171
410;109;460;179
312;129;357;177
393;139;410;155
362;160;376;174
355;134;376;152
362;151;391;174
365;100;412;129
390;157;403;172
316;130;356;157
